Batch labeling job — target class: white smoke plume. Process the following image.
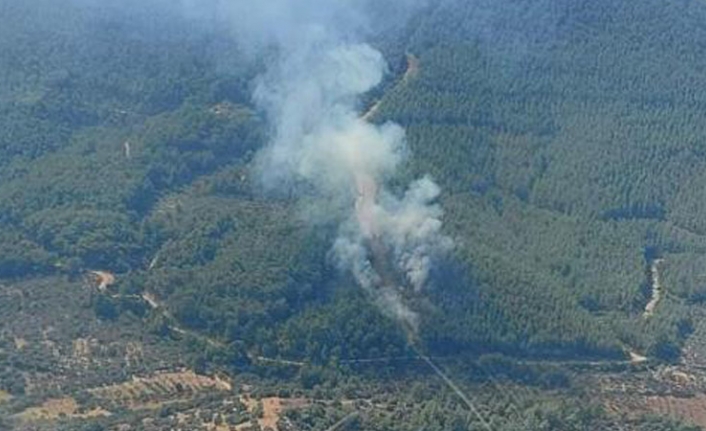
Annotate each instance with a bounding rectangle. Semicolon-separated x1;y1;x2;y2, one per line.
23;0;447;330
218;0;451;331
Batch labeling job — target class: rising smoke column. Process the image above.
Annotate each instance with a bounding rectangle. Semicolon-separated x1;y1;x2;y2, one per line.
240;0;452;332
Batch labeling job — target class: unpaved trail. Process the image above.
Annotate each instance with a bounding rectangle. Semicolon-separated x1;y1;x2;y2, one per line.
644;258;665;318
141;292;159;310
148;252;160;270
402;53;419;83
629;350;648;364
143;293;224;348
89;271;225;349
361;53;419;122
340;349;651;367
324;412;360;431
361;100;381;122
254;356;305;367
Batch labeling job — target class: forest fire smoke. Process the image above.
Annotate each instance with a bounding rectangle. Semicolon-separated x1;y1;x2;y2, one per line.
233;0;451;331
354;173;379;239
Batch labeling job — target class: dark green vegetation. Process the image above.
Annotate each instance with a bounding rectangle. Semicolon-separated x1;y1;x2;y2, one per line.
4;0;706;429
388;0;706;362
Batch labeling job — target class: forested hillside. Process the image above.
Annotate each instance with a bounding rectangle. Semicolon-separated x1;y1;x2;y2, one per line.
375;0;706;361
3;0;706;392
6;0;706;429
1;0;706;369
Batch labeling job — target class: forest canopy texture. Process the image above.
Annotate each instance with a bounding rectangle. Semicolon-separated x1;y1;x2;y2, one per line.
1;0;706;369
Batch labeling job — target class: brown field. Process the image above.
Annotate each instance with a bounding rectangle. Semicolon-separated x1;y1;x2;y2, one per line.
14;369;234;426
240;396;308;431
0;389;11;403
17;397;110;422
89;369;232;408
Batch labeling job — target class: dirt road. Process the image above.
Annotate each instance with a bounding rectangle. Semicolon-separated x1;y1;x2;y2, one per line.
88;271;224;348
253;356;305;367
361;53;419;122
324;412;360;431
644;259;664;318
402;53;419;83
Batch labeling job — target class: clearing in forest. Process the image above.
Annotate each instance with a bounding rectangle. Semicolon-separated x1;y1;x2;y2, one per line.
89;270;116;292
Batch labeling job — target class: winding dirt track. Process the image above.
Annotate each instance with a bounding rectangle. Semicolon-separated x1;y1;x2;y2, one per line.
361;53;418;122
88;271;224;348
644;258;664;318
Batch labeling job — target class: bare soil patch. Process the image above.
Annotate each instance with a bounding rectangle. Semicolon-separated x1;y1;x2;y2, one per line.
239;396;308;431
89;270;116;292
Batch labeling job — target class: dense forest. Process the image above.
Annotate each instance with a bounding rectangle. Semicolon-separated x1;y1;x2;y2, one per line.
1;0;705;366
3;1;706;427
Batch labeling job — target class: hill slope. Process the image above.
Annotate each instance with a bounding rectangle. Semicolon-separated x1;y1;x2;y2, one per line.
4;1;706;428
6;0;706;430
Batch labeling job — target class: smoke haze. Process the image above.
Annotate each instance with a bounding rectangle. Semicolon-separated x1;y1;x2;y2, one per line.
220;0;453;331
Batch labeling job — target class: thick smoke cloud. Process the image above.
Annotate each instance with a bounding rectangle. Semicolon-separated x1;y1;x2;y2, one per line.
213;0;452;331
